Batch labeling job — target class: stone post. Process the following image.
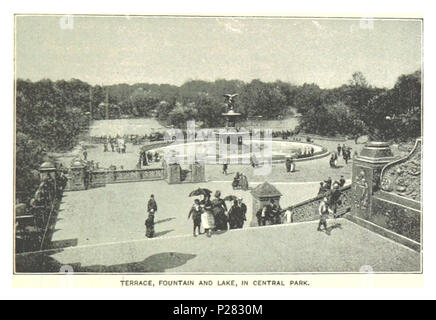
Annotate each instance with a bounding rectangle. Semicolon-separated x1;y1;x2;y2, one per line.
39;161;57;182
66;159;87;191
190;162;205;183
351;142;395;220
167;163;181;184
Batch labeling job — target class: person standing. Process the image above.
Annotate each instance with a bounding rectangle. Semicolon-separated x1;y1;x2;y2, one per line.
227;200;240;230
222;163;228;175
212;191;228;231
147;194;157;223
258;200;274;225
256;206;267;226
232;172;240;189
283;207;293;224
188;199;203;237
285;157;291;172
240;174;249;191
271;200;282;224
337;144;342;156
329;153;336;168
237;198;247;228
330;183;342;217
289;158;295;172
200;194;214;237
317;197;331;232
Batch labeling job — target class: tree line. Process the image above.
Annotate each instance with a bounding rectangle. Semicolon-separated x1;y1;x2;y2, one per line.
15;71;421;201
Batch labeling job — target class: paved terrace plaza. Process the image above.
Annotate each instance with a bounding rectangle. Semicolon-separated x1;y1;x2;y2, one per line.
16;135;420;273
17;218;420;273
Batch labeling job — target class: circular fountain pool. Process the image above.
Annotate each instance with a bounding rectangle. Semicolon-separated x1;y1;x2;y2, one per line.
149;139;329;165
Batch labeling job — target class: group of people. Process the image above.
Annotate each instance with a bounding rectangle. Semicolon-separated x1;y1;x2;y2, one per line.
317;185;346;232
316;176;347;229
188;191;247;237
336;144;352;165
232;172;249;190
144;191;248;239
96;133;165;146
318;176;346;195
103;138;127;154
298;146;315;159
255;199;282;226
138;150;161;168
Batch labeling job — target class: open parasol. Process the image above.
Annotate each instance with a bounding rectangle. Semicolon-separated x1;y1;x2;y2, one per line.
223;195;238;202
189;188;212;197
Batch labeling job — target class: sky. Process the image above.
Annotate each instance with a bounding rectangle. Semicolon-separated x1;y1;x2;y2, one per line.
15;15;422;89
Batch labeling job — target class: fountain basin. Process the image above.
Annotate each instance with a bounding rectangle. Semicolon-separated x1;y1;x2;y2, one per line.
149;139;329;165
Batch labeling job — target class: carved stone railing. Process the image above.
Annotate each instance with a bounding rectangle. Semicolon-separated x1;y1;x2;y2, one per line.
291;185;352;223
380;138;421;202
90;168;164;186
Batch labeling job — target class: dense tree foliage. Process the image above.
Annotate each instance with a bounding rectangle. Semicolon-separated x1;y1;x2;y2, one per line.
16;79;91;200
15;71;421;200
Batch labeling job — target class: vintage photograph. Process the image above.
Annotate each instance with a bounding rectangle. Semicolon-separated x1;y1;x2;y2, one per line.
14;15;422;274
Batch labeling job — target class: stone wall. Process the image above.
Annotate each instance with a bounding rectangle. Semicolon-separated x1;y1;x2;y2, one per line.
347;139;422;251
371;192;421;243
91;168;164;186
380;139;421;202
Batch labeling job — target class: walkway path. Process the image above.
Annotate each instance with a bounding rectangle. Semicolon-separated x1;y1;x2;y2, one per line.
16;219;420;273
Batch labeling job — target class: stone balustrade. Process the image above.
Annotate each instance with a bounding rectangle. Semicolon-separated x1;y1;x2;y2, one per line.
291;186;352;223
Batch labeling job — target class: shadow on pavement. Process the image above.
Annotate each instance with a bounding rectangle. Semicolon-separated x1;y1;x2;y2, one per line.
154;217;176;225
154;229;174;237
16;251;197;273
325;223;342;236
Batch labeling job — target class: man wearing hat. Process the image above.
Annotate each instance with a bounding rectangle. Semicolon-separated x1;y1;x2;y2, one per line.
236;198;247;228
145;194;158;238
227;200;240;230
147;194;157;223
188;199;203;237
317;197;331;232
330;183;341;217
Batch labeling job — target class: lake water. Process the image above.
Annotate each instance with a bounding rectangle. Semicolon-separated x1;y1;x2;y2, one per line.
89;118;166;137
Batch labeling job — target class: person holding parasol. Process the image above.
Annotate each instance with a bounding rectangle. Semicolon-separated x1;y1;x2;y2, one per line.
189;188;214;237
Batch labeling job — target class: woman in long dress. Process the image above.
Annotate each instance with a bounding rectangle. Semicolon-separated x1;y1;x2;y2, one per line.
200;194;214;237
212;191;228;231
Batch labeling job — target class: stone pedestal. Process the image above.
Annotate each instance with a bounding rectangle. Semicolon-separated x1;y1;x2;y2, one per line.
351;142;395;220
167;163;181;184
66;159;87;191
190;162;205;183
39;161;56;182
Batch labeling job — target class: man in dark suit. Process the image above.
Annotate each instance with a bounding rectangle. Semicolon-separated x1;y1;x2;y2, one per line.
147;194;157;223
237;198;247;228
